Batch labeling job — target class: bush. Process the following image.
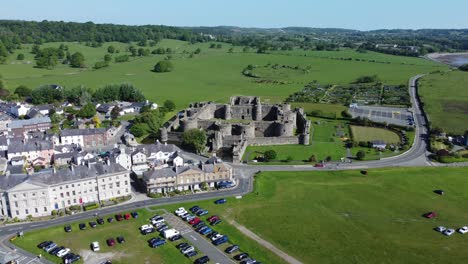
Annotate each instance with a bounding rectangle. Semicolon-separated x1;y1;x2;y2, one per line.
17;53;25;60
153;60;174;73
51;210;57;216
356;150;366;160
94;61;109;69
84;203;99;211
308;154;317;162
148;192;163;198
114;54;129;63
264;149;277;161
459;64;468;71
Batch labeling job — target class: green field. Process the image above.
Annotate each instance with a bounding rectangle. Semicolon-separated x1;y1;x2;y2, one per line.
350;125;401;144
419;70;468;134
244;118;348;163
12;209;191;264
196;168;468;264
0;41;445;109
290;102;347;116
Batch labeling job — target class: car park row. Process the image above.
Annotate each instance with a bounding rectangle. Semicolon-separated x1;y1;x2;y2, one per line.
174;200;262;264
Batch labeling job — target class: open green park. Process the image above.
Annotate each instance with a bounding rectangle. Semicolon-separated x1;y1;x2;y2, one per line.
350;125;401;144
419;70;468;135
14;167;468;264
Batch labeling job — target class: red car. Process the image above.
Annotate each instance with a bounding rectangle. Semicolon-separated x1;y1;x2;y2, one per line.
314;163;324;168
189;217;201;225
424;212;437;219
107;238;116;246
124;213;131;220
208;216;219;222
115;214;123;221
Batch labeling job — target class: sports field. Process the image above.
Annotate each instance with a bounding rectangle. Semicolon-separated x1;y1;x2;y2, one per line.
419;70;468;134
350;125;401;144
0;40;445;108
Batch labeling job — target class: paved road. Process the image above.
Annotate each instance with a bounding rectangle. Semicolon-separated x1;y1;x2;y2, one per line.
164;213;235;264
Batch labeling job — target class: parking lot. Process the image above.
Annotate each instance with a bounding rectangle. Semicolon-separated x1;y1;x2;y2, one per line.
163;212;234;264
349;106;414;127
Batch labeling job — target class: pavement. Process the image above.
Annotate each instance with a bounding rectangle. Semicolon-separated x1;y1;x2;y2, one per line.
163;212;235;264
349;105;413;127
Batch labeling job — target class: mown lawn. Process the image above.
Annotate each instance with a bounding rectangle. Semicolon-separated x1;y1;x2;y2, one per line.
419;70;468;134
12;208;192;264
206;167;468;264
350;125;401;144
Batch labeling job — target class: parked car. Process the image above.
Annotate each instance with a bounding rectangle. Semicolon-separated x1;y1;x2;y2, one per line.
131;212;139;218
151;217;165;225
197;210;209;216
79;223;86;230
207;216;219;222
189;206;200;213
64;225;72;232
458;226;468;234
225;244;240;254
424;212;437;219
141;228;156;235
196;226;208;233
314;163;324;168
443;229;455;236
124;213;131;220
213;235;228;246
44;242;57;252
91;241;100;251
185;250;198;257
435;226;447;232
176;242;189;249
434;190;445;195
50;246;64;255
193;222;206;229
181;246;195;254
175;207;187;216
211;234;223;241
194;256;210;264
117;236;125;243
56;248;70;258
89;221;97;228
107;238;116;246
234;253;250;261
210;219;222;226
200;227;212;235
189;217;201;225
169;234;182;241
156;225;169;232
240;259;258;264
107;217;114;223
214;198;227;204
63;253;80;263
97;218;105;225
207;231;219;239
140;224;154;231
150;238;166;248
37;241;52;249
115;214;123;221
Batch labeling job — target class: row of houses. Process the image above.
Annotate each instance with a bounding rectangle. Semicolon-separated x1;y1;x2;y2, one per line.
0;160;131;220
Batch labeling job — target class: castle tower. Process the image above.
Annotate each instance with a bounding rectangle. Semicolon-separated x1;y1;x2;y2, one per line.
224;104;231;120
212;131;223;151
180;119;198;131
241;123;255;139
160;127;168;142
283;121;294;137
254;101;262;121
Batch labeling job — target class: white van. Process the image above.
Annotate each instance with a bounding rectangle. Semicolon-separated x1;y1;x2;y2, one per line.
162;228;180;239
91;241;100;252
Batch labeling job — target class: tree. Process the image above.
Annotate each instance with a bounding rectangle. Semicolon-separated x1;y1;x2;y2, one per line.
111;105;121;120
107;45;115;53
31;44;41;54
92;115;101;128
14;85;32;97
216;44;222;49
130;124;145;137
16;53;25;60
153;60;174;73
356;150;366;160
182;129;206;153
70;52;85;68
228;48;234;53
264;149;277;161
129;46;137;56
104;54;112;62
163;100;176;112
308;154;317;162
77;102;96;118
459;64;468;71
194;48;201;54
35;47;60;69
31;85;64;104
209;43;216;49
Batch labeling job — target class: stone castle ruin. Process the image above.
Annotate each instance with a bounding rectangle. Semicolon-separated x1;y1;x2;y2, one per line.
160;96;311;163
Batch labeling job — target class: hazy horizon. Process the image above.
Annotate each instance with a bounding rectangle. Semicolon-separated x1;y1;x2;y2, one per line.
2;0;468;30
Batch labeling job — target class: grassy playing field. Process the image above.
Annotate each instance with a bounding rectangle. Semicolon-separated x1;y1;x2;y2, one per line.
0;40;445;109
12;208;192;264
350;125;401;144
204;167;468;264
419;70;468;134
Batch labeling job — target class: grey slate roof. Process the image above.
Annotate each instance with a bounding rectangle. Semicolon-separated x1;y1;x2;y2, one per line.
9;117;51;129
30;162;127;186
8;139;53;153
0;174;29;191
61;128;106;137
136;141;179;156
143;167;177;179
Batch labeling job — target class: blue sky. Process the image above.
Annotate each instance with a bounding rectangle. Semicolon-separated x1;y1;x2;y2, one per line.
2;0;467;30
